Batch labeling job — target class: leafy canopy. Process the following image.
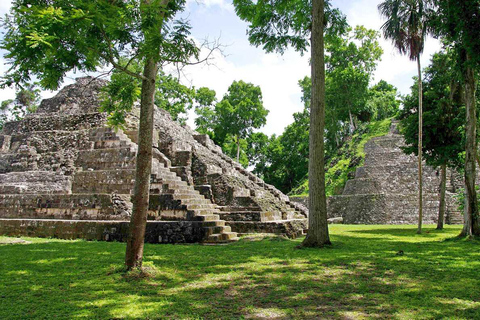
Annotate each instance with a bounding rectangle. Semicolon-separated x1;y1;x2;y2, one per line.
378;0;433;61
399;50;465;168
195;80;269;165
1;0;198;90
233;0;349;54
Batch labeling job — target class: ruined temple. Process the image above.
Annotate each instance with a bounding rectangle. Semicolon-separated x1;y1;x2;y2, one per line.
0;77;308;243
327;120;463;225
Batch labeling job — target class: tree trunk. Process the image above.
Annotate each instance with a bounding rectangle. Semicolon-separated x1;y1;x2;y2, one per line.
236;135;240;163
348;109;356;134
461;61;479;237
125;58;158;270
416;56;423;234
302;0;331;247
437;163;446;230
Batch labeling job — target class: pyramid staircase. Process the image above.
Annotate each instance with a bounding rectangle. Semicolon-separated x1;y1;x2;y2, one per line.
75;127;239;243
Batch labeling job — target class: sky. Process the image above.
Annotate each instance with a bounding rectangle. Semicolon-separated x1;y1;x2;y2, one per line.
0;0;441;136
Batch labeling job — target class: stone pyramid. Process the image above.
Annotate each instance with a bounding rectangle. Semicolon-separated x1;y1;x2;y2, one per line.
328;120;463;225
0;77;308;243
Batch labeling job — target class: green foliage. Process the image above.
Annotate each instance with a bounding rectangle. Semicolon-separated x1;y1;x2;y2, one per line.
1;0;198;99
155;72;196;125
454;187;480;214
216;81;268;143
100;61;143;127
366;80;401;120
0;83;40;130
378;0;433;61
245;132;274;174
101;59;198;127
325;25;383;134
290;118;392;196
194;87;217;136
432;0;480;71
297;25;383;152
232;0;348;55
399;50;465;169
1;225;479;319
194;80;269;164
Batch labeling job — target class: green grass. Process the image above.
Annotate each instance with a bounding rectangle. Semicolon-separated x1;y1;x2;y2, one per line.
1;225;479;319
290;118;393;197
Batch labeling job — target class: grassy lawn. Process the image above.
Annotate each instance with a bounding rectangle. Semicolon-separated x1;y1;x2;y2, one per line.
1;225;479;319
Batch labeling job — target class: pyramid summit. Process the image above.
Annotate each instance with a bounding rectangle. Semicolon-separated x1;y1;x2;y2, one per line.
0;77;308;243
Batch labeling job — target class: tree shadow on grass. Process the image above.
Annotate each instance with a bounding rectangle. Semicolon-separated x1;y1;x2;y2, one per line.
1;227;479;319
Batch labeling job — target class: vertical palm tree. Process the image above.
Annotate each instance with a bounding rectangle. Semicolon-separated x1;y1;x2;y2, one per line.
378;0;431;234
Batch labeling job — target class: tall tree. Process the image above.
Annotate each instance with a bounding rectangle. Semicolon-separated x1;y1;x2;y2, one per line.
432;0;480;237
367;80;401;121
378;0;432;234
304;0;330;246
216;81;268;163
1;0;202;269
400;50;464;230
325;25;383;133
233;0;347;247
195;80;268;164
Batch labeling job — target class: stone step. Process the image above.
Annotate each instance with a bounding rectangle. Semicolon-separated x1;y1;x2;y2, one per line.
190;208;220;216
205;232;239;243
2;112;107;135
202;220;226;227
149;185;194;195
219;211;283;222
163;191;205;199
204;225;232;236
0;193;131;220
218;206;262;212
94;139;129;149
152;171;180;180
186;203;219;210
162;180;190;189
0;171;72;194
192;214;220;221
73;169;135;194
76;147;137;170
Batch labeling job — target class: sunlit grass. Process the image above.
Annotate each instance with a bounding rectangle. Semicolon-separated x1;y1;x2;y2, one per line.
1;225;479;319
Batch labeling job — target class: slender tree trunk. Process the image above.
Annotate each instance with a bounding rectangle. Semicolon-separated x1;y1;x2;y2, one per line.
236;135;240;163
416;56;423;234
302;0;331;247
124;0;170;269
348;109;355;134
461;61;479;237
437;163;447;230
125;58;158;270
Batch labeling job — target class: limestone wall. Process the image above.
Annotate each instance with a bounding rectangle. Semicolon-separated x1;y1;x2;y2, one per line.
0;219;206;244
